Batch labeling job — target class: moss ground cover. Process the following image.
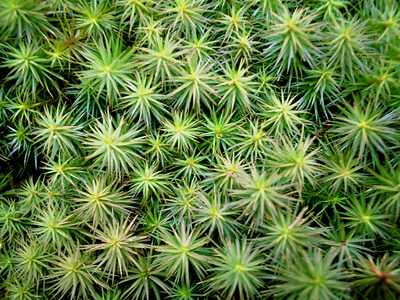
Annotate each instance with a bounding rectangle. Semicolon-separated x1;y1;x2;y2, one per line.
1;0;400;299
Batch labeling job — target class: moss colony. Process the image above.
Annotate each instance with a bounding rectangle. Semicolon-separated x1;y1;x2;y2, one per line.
0;0;400;299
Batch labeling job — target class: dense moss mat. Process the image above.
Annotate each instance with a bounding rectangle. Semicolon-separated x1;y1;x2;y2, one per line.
1;0;400;299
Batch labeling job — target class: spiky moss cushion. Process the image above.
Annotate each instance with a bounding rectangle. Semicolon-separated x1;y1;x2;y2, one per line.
0;0;400;299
